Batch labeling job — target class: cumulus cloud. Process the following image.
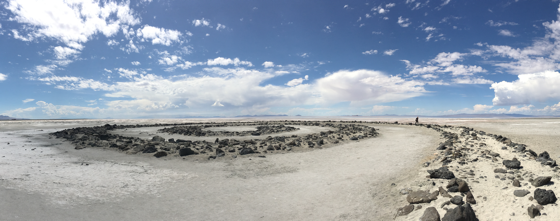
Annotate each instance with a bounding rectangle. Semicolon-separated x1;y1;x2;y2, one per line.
158;55;181;65
107;39;119;46
315;69;426;105
397;16;411;27
498;29;516;37
431;52;465;66
53;46;79;59
453;77;493;84
6;0;140;48
29;65;57;75
22;98;35;103
491;71;560;105
286;75;308;87
117;68;138;78
262;61;275;68
362;49;378;55
0;73;7;81
131;61;140;66
136;25;183;46
207;57;253;67
473;104;493;112
192;18;210;27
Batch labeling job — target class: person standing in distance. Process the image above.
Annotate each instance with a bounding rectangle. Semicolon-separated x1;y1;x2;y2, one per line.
415;116;419;124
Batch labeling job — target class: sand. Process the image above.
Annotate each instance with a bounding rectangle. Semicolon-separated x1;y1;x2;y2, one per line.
0;117;559;220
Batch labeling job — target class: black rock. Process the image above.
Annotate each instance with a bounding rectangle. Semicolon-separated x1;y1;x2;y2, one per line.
513;190;530;197
239;148;255;155
447;186;459;193
437;144;447;150
179;147;196;156
503;159;521;169
396;204;415;217
527;149;537;157
466;192;476;204
442;204;478;221
512;179;521;187
216;148;225;157
428;167;456;179
538;151;550;159
152;136;166;142
494;168;507;173
528;204;541;218
534;188;557;205
420;207;440;221
142;146;158;153
450;195;464;205
153;151;167;158
532;176;552;187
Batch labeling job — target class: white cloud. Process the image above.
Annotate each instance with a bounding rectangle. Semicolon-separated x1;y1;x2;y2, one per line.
491;71;560;105
423;26;436;32
122;39;140;53
315;69;425;105
107;39;119;46
397;16;411;27
498;29;516;37
386;3;396;8
22;98;34;103
177;61;204;70
30;64;57;75
117;68;138;78
299;53;309;58
192;18;210;27
0;73;7;81
216;23;226;31
473;104;493;112
158;55;181;65
371;105;395;114
453;77;494;84
430;52;465;66
286;75;308;87
136;25;183;46
439;65;486;76
486;20;518;27
362;50;378;55
53;46;79;59
207;57;253;67
262;61;275;68
384;49;398;56
104;68;112;73
31;75;113;91
211;100;224;107
131;61;141;66
6;0;140;48
441;0;451;6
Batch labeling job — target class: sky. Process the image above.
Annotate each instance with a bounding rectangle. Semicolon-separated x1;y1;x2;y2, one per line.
2;0;560;119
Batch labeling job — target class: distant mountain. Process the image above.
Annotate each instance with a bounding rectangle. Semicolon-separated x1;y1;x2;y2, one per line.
0;115;16;120
433;114;535;118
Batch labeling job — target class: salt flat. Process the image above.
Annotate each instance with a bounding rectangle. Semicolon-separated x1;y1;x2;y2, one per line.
0;117;559;220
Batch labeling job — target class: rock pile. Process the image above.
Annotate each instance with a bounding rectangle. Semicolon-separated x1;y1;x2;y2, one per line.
51;121;379;160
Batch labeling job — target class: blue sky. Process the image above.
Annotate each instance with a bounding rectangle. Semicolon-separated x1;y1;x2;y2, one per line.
2;0;560;118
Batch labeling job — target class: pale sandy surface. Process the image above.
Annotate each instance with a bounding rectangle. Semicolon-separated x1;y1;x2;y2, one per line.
0;118;441;221
2;117;560;220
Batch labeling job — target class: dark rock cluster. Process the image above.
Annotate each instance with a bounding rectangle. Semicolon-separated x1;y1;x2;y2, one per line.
51;121;379;159
158;124;299;136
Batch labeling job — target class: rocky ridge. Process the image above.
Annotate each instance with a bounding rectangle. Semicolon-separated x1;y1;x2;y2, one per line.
387;122;560;220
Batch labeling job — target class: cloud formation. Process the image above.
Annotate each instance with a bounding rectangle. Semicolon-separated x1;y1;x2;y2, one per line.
491;71;560;106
